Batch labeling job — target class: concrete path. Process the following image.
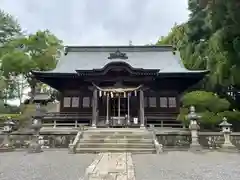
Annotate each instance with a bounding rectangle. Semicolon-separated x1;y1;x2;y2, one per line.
81;153;135;180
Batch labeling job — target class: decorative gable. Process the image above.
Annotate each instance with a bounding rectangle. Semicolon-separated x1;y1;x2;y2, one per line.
108;50;128;60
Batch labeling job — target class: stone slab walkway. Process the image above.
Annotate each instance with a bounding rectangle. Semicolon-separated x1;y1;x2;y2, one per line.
81;152;135;180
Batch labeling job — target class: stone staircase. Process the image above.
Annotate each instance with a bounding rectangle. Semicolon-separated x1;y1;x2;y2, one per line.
75;128;156;154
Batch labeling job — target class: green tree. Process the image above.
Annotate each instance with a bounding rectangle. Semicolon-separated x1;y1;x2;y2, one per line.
1;30;63;100
0;9;22;103
0;9;21;45
158;0;240;108
178;91;230;130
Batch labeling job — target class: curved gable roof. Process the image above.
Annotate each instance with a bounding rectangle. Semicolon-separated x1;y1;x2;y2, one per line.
40;45;207;74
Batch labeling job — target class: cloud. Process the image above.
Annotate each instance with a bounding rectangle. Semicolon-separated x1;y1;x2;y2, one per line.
1;0;189;45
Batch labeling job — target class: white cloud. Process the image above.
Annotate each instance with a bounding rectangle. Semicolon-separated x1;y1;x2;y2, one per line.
1;0;189;45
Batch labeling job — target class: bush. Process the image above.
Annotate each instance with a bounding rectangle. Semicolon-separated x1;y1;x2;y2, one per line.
0;114;21;121
18;104;36;127
182;91;230;112
178;91;233;131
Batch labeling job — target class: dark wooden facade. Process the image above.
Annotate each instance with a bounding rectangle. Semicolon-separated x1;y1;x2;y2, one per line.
33;45;207;128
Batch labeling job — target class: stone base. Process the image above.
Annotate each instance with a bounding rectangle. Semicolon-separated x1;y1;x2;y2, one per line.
0;145;15;152
189;143;203;153
28;144;43;153
68;144;76;154
218;144;239;153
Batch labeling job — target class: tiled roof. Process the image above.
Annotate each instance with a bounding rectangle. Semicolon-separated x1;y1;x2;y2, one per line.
37;45;207;74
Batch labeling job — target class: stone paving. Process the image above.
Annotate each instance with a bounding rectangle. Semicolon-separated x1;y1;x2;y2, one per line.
1;150;240;180
132;151;240;180
81;152;135;180
0;150;95;180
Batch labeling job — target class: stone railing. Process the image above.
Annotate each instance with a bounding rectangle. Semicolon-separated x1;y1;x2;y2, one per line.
68;131;84;153
0;132;77;149
0;130;240;151
156;131;240;150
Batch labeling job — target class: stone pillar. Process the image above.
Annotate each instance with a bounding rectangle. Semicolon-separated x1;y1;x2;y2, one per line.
188;106;202;152
219;117;238;152
139;89;145;128
91;89;98;128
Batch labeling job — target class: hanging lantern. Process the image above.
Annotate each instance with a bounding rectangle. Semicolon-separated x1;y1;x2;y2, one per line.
103;91;106;96
99;90;102;97
124;92;126;98
110;92;113;98
134;90;137;96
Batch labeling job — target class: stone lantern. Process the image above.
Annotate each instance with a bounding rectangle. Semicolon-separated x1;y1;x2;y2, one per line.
219;117;238;152
28;103;43;153
0;118;15;152
187;106;202;152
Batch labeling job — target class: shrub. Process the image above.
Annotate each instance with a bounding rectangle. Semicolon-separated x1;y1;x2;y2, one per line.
181;91;230;112
178;91;232;131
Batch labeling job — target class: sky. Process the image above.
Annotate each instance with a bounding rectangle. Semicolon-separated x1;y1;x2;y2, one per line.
1;0;189;46
1;0;189;105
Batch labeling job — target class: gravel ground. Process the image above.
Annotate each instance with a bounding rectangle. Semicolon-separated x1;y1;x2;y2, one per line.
132;151;240;180
0;150;95;180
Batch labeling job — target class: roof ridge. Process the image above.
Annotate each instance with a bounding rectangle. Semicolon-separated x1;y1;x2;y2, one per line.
64;45;174;53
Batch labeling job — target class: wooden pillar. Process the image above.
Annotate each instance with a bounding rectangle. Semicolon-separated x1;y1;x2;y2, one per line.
92;89;97;128
139;89;145;128
106;95;109;125
127;93;130;125
118;95;121;124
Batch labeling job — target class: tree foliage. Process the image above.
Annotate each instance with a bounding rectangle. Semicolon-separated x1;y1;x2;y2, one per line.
178;91;232;130
158;0;240;108
0;10;21;45
0;8;63;111
1;30;63;100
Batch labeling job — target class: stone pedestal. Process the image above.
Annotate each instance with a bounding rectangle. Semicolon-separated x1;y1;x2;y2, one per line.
189;127;202;152
28;135;43;153
219;132;238;153
0;120;15;152
68;144;76;154
187;106;202;152
28;118;43;153
0;134;15;152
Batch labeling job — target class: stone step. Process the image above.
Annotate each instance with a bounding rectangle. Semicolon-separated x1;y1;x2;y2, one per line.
75;147;156;154
87;128;147;132
84;134;152;139
79;138;153;143
78;142;154;148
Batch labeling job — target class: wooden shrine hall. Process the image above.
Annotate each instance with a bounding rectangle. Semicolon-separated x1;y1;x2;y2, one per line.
32;45;207;128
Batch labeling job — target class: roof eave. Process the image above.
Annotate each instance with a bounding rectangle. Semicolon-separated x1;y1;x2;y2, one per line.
31;70;77;78
156;70;209;78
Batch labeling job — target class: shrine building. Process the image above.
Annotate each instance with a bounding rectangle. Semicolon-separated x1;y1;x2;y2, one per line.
32;45;207;128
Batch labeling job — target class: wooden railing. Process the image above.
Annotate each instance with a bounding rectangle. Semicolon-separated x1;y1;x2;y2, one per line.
42;112;91;128
43;112;92;120
41;111;183;128
145;112;183;128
